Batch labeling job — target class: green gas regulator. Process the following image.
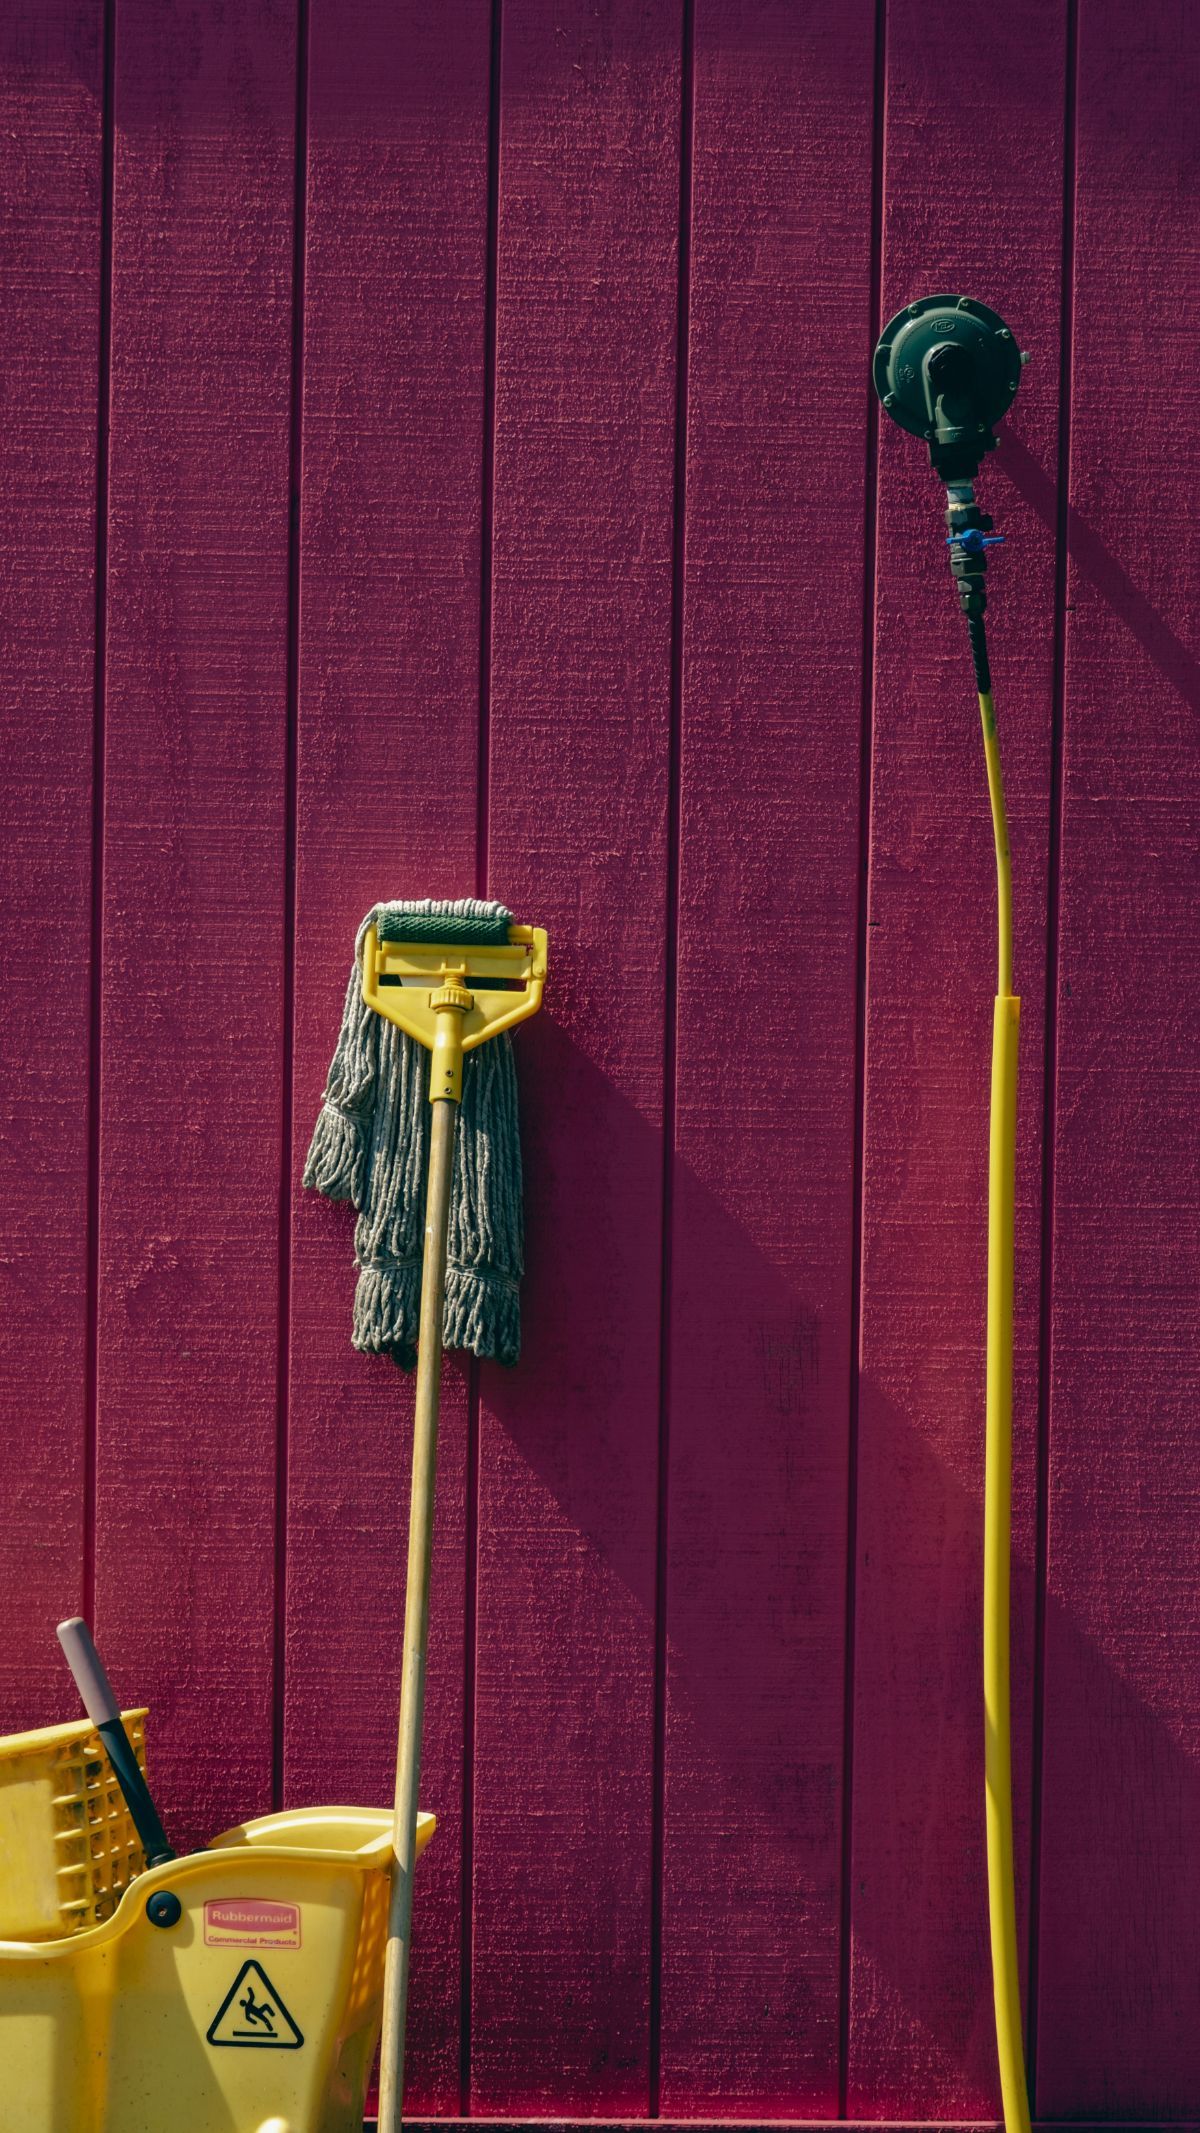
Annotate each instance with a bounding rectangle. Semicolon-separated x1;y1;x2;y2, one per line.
874;293;1029;691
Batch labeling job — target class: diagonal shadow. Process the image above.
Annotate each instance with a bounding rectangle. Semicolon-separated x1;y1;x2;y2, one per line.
997;431;1200;715
466;1025;1200;2120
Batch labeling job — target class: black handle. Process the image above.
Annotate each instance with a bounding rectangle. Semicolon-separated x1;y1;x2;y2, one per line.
57;1617;176;1866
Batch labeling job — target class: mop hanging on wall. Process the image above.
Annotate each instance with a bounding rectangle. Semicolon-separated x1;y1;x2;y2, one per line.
303;896;530;1367
306;898;547;2133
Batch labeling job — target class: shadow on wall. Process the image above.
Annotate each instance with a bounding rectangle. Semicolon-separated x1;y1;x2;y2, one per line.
476;1020;1200;2117
999;430;1200;713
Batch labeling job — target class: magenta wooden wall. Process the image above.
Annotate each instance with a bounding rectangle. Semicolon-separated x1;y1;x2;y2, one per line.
2;0;1198;2123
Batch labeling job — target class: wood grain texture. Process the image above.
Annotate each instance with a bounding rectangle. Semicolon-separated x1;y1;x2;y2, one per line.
0;3;103;1732
659;0;876;2112
284;0;493;2108
1034;0;1200;2113
847;0;1068;2112
468;0;682;2109
91;0;296;1849
2;1;1200;2115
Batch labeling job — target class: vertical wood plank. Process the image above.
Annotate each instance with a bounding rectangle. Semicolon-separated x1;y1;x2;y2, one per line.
659;0;876;2113
93;0;296;1847
0;2;103;1731
285;1;493;2106
469;0;682;2109
1035;1;1200;2113
848;1;1067;2112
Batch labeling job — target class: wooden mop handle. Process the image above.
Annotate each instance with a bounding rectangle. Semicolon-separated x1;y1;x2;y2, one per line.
376;1090;459;2133
371;924;546;2133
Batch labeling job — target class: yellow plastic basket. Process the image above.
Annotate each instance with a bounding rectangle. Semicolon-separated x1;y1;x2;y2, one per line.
0;1708;150;1939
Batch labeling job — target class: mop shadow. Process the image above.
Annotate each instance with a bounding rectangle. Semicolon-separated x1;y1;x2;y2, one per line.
490;1011;840;1622
486;1019;1200;2114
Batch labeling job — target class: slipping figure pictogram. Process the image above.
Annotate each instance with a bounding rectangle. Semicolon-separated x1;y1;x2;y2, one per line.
206;1959;304;2049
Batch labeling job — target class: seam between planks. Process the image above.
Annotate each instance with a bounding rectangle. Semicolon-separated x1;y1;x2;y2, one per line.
84;0;117;1633
463;0;505;2105
648;0;695;2114
837;0;889;2111
1025;0;1080;2101
474;0;502;906
272;0;311;1813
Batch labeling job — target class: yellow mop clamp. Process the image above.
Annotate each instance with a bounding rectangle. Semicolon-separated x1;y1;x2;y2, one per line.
363;910;548;2133
362;921;548;1103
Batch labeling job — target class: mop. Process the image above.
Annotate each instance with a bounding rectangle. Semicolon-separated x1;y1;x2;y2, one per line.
304;897;529;1368
305;897;547;2133
874;295;1031;2133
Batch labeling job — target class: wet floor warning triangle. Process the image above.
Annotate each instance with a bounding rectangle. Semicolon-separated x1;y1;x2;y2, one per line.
206;1958;304;2049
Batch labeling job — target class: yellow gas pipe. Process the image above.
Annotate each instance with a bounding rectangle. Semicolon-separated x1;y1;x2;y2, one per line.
871;288;1032;2133
979;685;1030;2133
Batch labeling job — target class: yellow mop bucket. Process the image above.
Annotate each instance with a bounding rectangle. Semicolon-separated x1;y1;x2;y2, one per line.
0;1799;434;2132
0;1623;437;2131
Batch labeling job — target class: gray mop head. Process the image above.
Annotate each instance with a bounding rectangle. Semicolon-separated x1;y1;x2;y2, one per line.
303;898;524;1369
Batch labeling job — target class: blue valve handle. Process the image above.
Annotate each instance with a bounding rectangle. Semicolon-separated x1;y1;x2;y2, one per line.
946;527;1005;554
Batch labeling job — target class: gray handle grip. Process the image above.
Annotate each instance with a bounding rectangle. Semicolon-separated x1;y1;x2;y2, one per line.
57;1616;121;1728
